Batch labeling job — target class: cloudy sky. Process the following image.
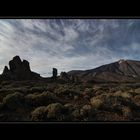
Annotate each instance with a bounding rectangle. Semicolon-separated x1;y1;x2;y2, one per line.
0;19;140;77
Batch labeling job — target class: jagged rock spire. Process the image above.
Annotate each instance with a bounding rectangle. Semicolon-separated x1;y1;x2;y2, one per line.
52;68;57;79
2;66;10;75
1;56;41;80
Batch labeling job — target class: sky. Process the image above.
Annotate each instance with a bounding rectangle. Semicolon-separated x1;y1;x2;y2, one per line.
0;19;140;77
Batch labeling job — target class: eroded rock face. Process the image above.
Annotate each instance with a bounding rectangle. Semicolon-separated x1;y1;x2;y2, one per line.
0;56;41;80
60;72;70;81
23;60;31;71
59;72;79;82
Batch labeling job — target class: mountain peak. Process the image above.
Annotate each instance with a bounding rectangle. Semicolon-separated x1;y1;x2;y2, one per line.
66;59;140;83
118;59;126;64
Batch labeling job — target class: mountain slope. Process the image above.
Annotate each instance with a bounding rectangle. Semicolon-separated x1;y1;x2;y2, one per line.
67;59;140;82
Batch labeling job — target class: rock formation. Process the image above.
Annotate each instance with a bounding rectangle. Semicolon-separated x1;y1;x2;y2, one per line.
3;66;10;75
59;71;79;82
0;56;41;81
52;68;57;79
60;72;69;81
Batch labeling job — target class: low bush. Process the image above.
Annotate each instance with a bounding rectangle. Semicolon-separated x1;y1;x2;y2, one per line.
90;96;104;109
46;103;65;120
121;106;132;118
64;103;74;111
135;88;140;94
132;95;140;107
3;92;24;110
113;91;132;98
29;86;46;93
25;91;60;107
71;109;81;120
0;102;4;110
90;93;136;115
71;105;94;121
82;88;94;97
55;88;81;100
31;106;48;121
31;103;68;121
80;105;92;117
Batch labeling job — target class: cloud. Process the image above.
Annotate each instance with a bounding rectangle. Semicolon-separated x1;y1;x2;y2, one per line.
0;19;140;76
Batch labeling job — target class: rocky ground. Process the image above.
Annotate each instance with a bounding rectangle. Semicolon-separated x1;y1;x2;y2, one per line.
0;80;140;121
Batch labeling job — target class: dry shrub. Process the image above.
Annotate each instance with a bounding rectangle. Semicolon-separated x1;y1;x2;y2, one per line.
135;88;140;94
90;97;103;109
0;102;3;110
94;111;128;121
25;91;60;107
55;88;80;100
113;90;132;99
132;95;140;107
93;85;102;91
122;106;132;118
80;105;92;116
83;88;94;97
29;86;45;93
64;103;74;111
31;103;67;121
3;92;24;110
102;94;133;112
90;93;135;115
72;109;81;120
72;105;94;121
46;103;65;120
31;106;48;121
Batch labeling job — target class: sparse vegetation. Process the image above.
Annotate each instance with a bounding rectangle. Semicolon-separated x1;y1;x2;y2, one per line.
0;81;140;121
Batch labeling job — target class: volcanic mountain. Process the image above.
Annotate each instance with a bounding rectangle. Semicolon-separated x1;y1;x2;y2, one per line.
67;59;140;83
